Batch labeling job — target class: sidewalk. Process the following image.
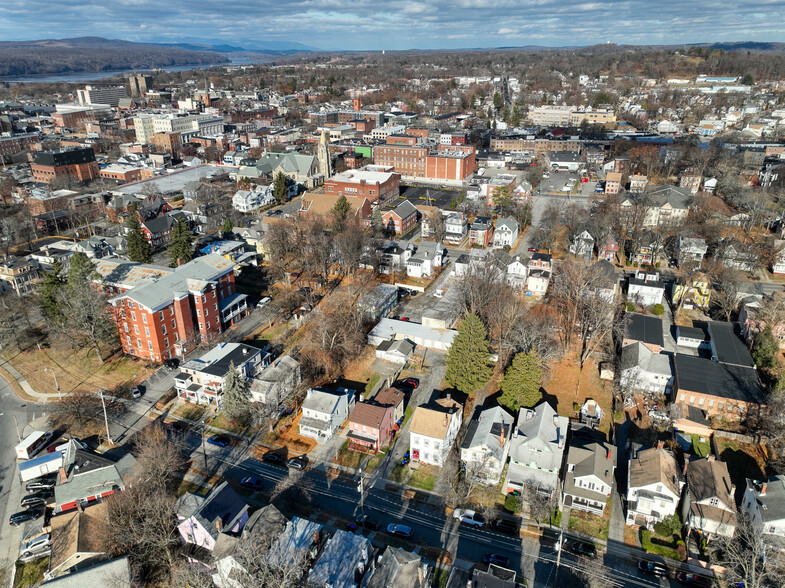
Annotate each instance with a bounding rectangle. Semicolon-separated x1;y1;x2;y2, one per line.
0;359;57;401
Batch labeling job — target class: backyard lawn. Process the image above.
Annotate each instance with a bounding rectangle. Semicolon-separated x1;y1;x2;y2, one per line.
717;439;767;502
543;357;613;435
691;434;710;458
640;529;685;560
14;556;49;588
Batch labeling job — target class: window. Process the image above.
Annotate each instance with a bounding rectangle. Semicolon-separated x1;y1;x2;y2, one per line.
162;325;167;335
148;341;153;351
165;338;169;347
159;311;164;320
128;301;135;309
214;303;218;311
698;397;705;406
137;338;142;348
134;325;139;335
708;399;714;407
689;395;695;404
196;309;201;317
172;319;176;329
142;313;147;324
170;307;175;316
123;323;129;332
718;402;724;410
131;311;137;321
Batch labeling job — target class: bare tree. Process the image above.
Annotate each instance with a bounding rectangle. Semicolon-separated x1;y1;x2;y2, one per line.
714;512;784;588
49;391;126;427
524;483;554;526
709;267;742;322
270;468;313;510
575;556;614;588
132;425;188;493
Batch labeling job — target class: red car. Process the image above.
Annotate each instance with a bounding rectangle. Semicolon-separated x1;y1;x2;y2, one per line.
676;572;711;587
528;248;538;252
401;378;419;389
401;317;409;322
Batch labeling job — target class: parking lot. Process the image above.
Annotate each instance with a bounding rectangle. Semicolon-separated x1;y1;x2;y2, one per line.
399;185;462;209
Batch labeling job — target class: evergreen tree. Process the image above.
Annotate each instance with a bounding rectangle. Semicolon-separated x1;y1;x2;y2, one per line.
510;104;521;128
445;313;492;394
39;259;65;325
222;217;234;235
499;350;543;412
222;361;250;421
67;252;95;289
126;212;152;263
168;218;194;267
273;171;288;203
331;195;352;232
493;92;503;111
752;326;779;371
371;208;383;233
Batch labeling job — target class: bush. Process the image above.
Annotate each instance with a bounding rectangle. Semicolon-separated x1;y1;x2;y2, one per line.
625;302;637;312
625;260;631;266
633;262;639;267
505;493;521;513
655;261;661;268
503;244;511;252
651;304;665;316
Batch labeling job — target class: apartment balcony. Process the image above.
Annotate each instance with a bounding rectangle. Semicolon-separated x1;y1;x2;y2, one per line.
219;293;248;326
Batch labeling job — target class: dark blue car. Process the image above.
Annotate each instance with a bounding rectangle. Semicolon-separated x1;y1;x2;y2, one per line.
207;434;231;447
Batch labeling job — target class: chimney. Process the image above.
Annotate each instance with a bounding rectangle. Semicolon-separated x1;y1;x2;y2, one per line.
657;440;664;450
216;517;223;532
607;448;612;460
59;467;68;484
707;454;715;462
445;392;451;400
500;425;506;446
444;415;448;427
761;483;768;496
682;457;690;476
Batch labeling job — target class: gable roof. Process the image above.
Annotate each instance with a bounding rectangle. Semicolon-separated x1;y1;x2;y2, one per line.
409;397;462;440
641;184;692;209
621;342;671;376
176;481;249;540
49;502;110;576
624;312;664;347
688;457;736;525
388;199;417;219
509;402;568;471
746;475;785;525
495;217;518;232
460;406;514;461
302;387;351;415
374;386;406;408
349;401;392;429
366;547;422;588
40;556;132;588
628;447;683;496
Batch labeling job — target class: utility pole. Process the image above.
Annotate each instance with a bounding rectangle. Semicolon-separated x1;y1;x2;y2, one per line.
98;388;112;444
357;467;365;522
45;368;61;400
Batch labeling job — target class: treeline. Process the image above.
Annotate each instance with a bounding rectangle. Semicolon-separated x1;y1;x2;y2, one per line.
0;45;228;77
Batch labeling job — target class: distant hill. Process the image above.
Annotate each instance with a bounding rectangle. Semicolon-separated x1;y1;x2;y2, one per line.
0;36;231;77
155;40;315;55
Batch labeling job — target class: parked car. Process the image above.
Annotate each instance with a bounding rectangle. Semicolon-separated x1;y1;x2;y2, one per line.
528;247;538;252
395;378;419;391
400;451;410;466
207;434;231;447
20;534;50;556
130;386;143;399
484;554;511;567
240;477;264;491
9;509;43;526
355;515;381;530
386;523;413;538
453;509;485;528
490;518;519;535
676;572;712;587
287;456;308;470
570;541;597;558
433;289;445;298
400;317;409;322
20;493;49;508
638;561;668;578
163;358;180;370
262;452;285;466
25;479;55;492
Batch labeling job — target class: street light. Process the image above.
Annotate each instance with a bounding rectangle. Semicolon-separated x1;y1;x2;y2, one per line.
357;467;365;522
98;388;112;444
200;416;208;470
44;368;61;400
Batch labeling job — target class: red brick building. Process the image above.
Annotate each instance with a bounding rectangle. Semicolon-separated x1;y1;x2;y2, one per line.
381;200;418;235
324;165;399;204
0;133;39;161
31;147;99;184
99;165;144;183
373;135;476;182
96;254;248;362
299;193;372;225
152;131;182;158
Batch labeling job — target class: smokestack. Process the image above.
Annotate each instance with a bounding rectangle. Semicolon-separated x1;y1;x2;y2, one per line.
216;517;223;532
761;483;768;496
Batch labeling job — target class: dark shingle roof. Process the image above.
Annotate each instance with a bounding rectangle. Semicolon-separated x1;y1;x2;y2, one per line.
624;312;664;347
707;321;754;367
674;354;766;405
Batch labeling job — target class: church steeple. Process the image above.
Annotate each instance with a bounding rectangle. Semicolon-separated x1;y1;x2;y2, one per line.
317;130;333;179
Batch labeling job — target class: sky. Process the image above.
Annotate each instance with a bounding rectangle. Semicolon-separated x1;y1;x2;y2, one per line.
2;0;785;51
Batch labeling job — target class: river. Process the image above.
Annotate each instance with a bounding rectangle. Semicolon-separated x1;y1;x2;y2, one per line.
0;56;267;84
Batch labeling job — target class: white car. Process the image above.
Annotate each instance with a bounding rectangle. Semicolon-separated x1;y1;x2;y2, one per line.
130;386;142;399
453;508;485;527
20;534;50;556
433;289;445;298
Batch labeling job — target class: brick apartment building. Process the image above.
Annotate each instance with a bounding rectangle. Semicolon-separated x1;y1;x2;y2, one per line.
0;133;39;161
99;165;144;183
31;147;99;184
152;131;182;158
489;136;583;154
310;108;385;128
95;254;249;362
324;165;400;204
373;135;476;182
52;109;96;130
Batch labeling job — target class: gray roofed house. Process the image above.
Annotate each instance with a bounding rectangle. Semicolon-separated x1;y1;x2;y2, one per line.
460;406;514;485
375;338;415;364
620;342;672;394
685;457;736;539
176;481;250;559
628;270;665;307
53;446;135;514
492;217;519;248
504;402;569;498
249;355;301;406
676;236;708;268
366;547;426;588
621;184;691;227
358;283;399;322
267;516;322;568
562;427;617;515
299;387;355;443
39;556;132;588
743;475;785;544
308;529;371;588
569;229;595;260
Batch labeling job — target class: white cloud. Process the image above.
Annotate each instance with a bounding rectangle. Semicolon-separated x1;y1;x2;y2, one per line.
497;27;517;35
